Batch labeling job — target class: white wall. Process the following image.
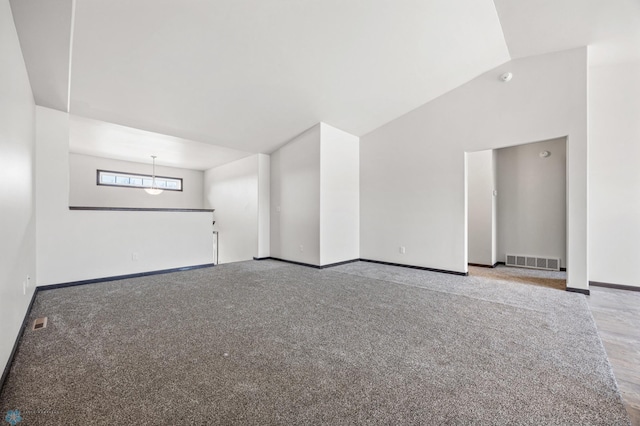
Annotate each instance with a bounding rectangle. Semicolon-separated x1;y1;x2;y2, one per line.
467;150;495;266
270;123;359;266
204;155;259;264
69;153;204;209
270;125;321;265
360;48;588;290
491;150;497;266
320;123;360;265
589;63;640;287
496;138;567;267
0;0;37;374
257;153;270;259
36;107;213;286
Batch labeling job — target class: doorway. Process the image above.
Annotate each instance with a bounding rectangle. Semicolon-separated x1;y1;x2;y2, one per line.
466;137;567;289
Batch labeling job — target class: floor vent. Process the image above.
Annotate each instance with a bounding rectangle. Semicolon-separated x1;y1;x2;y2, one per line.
33;317;48;330
505;254;560;271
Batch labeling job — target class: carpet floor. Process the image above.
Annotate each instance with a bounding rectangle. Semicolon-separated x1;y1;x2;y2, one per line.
0;260;630;425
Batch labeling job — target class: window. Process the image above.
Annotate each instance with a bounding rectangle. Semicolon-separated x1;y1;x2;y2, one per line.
97;170;183;191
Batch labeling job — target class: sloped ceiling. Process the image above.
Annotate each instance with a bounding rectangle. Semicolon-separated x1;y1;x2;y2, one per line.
10;0;509;156
494;0;640;67
9;0;640;164
9;0;72;111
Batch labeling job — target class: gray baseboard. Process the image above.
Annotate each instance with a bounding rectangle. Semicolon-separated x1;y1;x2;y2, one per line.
39;263;215;291
590;281;640;292
360;259;468;276
468;262;499;268
253;257;359;269
566;287;590;296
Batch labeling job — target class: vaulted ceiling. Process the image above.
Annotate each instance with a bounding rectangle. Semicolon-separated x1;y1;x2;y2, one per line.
9;0;640;168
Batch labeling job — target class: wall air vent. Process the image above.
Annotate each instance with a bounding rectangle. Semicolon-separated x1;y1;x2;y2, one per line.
505;254;561;271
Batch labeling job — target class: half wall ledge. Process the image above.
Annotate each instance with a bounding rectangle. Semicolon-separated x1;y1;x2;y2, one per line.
69;206;214;212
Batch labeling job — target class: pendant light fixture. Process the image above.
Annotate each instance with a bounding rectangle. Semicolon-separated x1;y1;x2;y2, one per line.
144;155;163;195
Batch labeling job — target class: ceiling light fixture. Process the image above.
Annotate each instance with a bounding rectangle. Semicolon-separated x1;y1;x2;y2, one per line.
500;72;513;82
539;150;551;158
144;155;163;195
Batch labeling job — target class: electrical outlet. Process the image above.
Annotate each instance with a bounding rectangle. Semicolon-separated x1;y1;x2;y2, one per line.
299;245;304;252
400;246;406;254
132;252;139;261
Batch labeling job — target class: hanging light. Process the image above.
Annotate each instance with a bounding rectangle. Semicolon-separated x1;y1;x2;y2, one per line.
144;155;163;195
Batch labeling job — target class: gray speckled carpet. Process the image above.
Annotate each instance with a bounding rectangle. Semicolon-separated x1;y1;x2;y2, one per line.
0;260;630;425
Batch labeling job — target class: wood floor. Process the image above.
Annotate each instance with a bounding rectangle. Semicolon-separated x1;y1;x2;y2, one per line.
588;286;640;426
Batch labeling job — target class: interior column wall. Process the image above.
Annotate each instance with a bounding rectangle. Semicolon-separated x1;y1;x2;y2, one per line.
270;125;322;265
319;123;360;266
270;123;359;266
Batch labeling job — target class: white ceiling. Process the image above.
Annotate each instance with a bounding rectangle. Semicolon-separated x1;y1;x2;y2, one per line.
69;115;251;171
11;0;510;158
9;0;72;111
494;0;640;67
68;0;510;154
9;0;640;168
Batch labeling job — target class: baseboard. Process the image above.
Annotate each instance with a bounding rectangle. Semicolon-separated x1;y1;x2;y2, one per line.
257;257;465;274
566;287;590;296
360;259;468;276
257;257;467;276
468;262;498;268
38;263;215;291
319;259;360;269
253;257;360;269
259;257;321;269
1;288;38;396
589;281;640;292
